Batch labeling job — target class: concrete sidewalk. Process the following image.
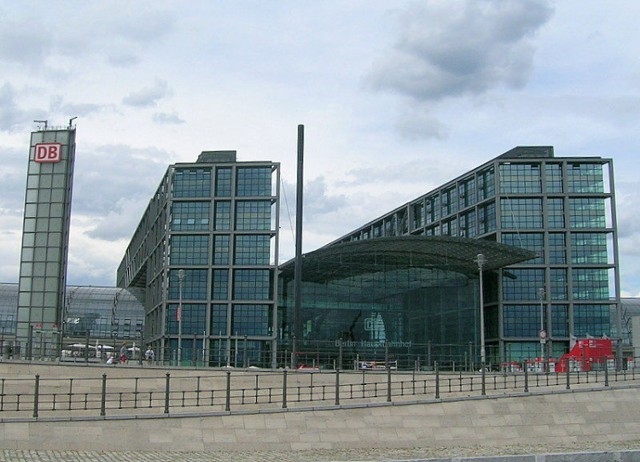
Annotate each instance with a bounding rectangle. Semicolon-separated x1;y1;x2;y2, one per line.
1;447;640;461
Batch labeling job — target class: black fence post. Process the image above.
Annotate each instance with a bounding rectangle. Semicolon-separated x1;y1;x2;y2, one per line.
282;369;288;409
164;373;170;414
481;364;486;396
605;363;610;387
335;369;340;405
27;324;33;360
254;374;259;404
100;373;107;417
435;361;440;399
387;364;392;402
565;359;571;390
412;369;416;395
33;374;40;418
225;371;231;411
524;363;529;393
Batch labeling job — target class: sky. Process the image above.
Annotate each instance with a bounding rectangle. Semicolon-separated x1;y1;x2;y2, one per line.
1;1;640;296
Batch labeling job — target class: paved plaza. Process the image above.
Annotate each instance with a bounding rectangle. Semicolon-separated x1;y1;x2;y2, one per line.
1;442;640;462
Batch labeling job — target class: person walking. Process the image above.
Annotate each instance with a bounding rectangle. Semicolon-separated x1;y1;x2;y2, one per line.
145;347;155;365
119;344;127;364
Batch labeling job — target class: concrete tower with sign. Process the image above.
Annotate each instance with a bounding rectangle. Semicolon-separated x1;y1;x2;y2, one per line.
16;124;77;356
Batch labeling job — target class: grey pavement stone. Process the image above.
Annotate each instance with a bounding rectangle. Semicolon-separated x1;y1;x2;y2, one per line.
1;449;640;462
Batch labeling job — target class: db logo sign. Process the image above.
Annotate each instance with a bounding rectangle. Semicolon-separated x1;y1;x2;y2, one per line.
34;143;62;163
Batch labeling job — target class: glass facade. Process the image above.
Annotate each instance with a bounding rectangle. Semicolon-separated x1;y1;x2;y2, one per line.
0;283;144;356
278;237;534;368
118;152;280;367
332;147;620;365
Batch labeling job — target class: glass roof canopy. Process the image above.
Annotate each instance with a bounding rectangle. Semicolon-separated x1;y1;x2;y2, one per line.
280;236;536;283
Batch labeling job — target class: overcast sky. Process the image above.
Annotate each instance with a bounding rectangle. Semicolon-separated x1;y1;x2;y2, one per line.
1;1;640;296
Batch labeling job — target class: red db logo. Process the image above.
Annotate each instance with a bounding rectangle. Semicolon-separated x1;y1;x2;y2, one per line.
34;143;62;163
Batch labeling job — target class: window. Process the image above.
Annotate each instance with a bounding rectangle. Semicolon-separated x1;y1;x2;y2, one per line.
212;269;229;300
168;269;208;301
549;268;567;300
550;305;568;337
236;167;272;197
548;233;566;264
411;201;424;229
213;235;230;265
545;164;563;193
503;305;539;337
231;304;272;336
458;177;476;209
173;168;211;198
234;235;271;265
501;233;543;264
459;210;476;238
547;199;565;229
215;167;232;197
166;303;206;335
478;202;496;234
233;269;271;300
502;269;544;301
171;202;210;231
426;195;440;223
572;269;609;300
571;233;609;264
477;167;495;201
235;201;271;230
383;217;396;236
501;198;543;229
210;304;228;335
214;201;231;230
573;304;611;337
567;163;604;193
499;163;541;194
169;235;209;265
441;187;457;216
569;198;606;228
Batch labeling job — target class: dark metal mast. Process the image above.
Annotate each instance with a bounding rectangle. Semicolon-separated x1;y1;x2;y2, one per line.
292;124;304;368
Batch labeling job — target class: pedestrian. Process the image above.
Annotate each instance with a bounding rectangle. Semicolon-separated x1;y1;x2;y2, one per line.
120;344;127;364
145;347;155;365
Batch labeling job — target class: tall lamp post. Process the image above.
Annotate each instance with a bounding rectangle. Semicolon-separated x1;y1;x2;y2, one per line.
538;287;546;363
474;254;487;368
177;269;185;367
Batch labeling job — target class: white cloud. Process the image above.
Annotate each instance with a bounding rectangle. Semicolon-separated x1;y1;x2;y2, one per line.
152;112;185;125
0;83;28;132
367;0;553;102
122;80;172;108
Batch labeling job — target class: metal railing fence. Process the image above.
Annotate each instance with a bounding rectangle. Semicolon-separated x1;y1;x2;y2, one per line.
0;358;637;419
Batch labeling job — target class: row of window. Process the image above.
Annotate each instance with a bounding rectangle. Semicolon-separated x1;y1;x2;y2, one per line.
168;268;274;301
500;232;611;265
502;268;611;301
169;234;272;266
173;167;273;198
498;162;605;195
171;200;274;231
500;198;608;229
503;303;610;338
165;303;272;336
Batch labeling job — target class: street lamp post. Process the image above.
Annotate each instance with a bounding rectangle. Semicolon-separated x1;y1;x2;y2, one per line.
474;254;487;368
538;287;546;364
177;269;185;367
